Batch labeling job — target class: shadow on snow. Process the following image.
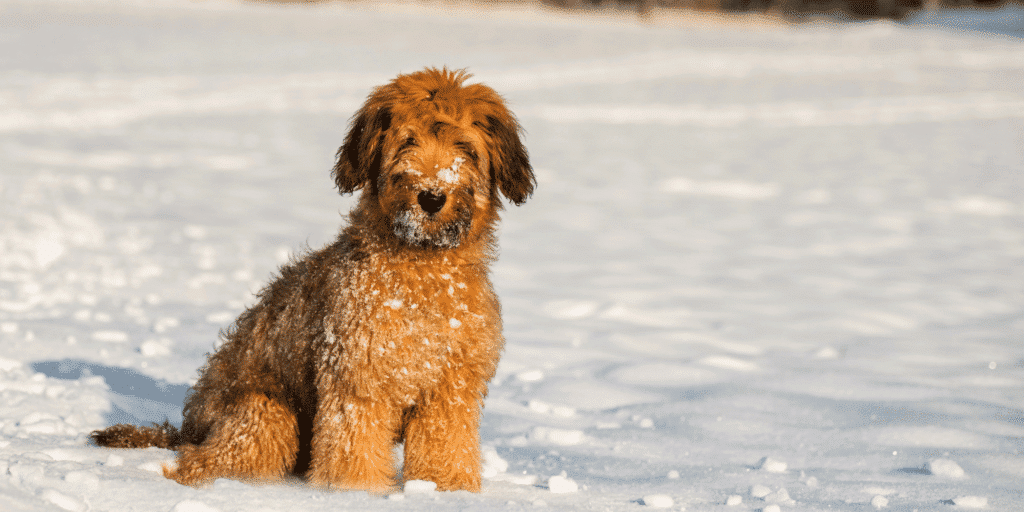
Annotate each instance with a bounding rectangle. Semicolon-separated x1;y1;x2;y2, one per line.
32;359;188;428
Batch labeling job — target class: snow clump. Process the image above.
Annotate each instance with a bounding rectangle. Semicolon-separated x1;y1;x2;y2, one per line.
403;480;437;494
547;472;578;493
763;488;795;506
756;456;788;473
516;369;544;382
531;426;585;446
641;494;674;508
926;458;966;478
170;500;221;512
481;446;509;478
951;496;988;508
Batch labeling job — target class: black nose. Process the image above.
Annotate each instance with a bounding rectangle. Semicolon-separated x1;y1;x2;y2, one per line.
417;191;447;214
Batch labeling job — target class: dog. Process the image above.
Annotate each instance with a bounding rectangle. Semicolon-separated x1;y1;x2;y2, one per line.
90;67;534;493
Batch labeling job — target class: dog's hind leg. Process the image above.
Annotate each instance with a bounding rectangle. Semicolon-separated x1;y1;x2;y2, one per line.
164;393;298;487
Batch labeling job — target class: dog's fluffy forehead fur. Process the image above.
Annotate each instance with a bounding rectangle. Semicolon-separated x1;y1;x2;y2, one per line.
334;67;535;250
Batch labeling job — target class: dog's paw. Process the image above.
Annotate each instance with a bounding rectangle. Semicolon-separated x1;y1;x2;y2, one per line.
308;467;397;495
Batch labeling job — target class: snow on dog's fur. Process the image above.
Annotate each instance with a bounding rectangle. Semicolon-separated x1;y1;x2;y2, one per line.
91;67;534;493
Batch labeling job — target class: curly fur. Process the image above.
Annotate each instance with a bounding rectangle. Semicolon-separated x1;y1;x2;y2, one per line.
90;67;534;493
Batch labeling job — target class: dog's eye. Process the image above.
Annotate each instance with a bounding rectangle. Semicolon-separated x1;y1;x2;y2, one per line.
456;142;477;161
401;137;416;151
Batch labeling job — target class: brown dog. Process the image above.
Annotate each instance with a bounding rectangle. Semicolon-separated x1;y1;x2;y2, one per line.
91;67;534;493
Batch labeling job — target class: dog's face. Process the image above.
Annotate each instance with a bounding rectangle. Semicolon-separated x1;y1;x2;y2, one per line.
333;68;534;249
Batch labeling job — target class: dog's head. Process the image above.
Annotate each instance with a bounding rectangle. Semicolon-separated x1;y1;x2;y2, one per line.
333;67;534;249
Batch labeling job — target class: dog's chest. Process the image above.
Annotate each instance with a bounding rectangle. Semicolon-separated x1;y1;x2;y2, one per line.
329;259;492;403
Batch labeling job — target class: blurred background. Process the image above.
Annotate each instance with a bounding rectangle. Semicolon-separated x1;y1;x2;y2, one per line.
257;0;1024;22
544;0;1020;21
1;0;1022;510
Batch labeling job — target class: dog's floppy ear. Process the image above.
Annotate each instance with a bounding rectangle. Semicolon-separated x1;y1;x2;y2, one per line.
484;113;535;206
333;90;393;194
467;87;535;206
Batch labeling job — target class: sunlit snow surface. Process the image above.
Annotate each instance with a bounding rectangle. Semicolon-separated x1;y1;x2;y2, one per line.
2;0;1023;510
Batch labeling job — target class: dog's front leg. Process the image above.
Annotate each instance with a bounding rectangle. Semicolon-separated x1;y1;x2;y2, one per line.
401;374;485;492
308;396;399;493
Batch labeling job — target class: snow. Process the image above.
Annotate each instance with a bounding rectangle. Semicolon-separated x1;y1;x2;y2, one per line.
38;488;87;512
481;446;509;478
755;457;788;473
436;157;464;185
531;426;586;446
403;480;438;494
1;0;1023;510
169;500;222;512
952;495;989;508
870;494;889;508
546;472;579;494
926;457;967;478
641;493;674;508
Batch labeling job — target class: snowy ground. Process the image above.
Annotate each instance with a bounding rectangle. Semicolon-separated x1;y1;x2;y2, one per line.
2;0;1024;510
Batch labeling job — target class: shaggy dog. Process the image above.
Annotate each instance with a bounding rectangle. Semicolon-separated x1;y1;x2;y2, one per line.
91;67;534;493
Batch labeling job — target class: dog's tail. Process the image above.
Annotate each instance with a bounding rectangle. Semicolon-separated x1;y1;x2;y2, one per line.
90;421;184;450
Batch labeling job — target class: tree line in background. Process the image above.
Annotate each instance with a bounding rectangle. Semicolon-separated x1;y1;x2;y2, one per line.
255;0;1020;21
542;0;1020;19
